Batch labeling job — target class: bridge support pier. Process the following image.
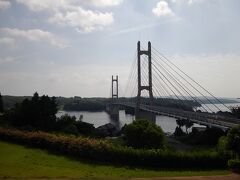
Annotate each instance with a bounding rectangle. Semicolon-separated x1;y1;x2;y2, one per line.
136;110;156;123
106;105;119;121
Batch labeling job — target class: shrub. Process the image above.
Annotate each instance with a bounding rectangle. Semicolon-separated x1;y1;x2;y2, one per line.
231;107;240;119
174;126;186;137
217;136;232;158
0;127;227;169
225;125;240;158
56;114;76;130
75;121;95;135
181;128;226;146
56;114;95;136
124;120;166;149
228;159;240;173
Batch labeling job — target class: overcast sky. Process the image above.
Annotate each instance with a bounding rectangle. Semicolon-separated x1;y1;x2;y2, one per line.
0;0;240;98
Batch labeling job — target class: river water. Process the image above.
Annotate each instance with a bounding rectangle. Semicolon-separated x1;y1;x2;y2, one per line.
57;110;193;134
57;102;240;134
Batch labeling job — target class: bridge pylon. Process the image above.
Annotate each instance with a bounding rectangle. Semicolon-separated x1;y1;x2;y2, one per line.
106;75;119;121
111;75;118;101
136;41;155;122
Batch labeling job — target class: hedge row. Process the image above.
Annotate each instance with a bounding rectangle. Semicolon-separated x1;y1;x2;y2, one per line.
0;127;227;169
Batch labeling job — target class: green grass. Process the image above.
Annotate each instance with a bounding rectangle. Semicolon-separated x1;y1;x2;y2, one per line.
0;140;230;179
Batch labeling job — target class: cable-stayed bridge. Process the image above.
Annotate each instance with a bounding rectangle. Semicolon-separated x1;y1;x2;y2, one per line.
106;41;240;130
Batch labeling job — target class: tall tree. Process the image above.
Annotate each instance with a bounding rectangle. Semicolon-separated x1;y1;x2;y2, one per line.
0;92;3;113
4;92;58;131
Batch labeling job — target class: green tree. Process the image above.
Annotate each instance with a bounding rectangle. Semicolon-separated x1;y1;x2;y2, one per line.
124;119;166;149
4;92;58;131
185;120;194;134
0;92;3;113
231;107;240;119
218;125;240;158
176;119;193;134
226;125;240;158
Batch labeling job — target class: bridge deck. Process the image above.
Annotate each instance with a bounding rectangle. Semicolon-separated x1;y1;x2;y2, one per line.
111;102;240;130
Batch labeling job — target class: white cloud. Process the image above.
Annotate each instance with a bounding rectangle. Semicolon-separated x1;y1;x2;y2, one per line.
0;56;20;64
171;0;197;5
49;8;114;33
0;0;11;9
16;0;71;12
16;0;115;33
0;28;68;48
153;1;175;17
82;0;123;7
0;37;15;46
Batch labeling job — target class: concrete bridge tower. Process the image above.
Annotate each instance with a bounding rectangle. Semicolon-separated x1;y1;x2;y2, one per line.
107;75;119;120
112;75;118;101
136;41;155;122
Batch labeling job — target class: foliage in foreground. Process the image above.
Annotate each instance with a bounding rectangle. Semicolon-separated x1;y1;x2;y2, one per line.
177;127;226;146
55;114;95;136
231;106;240;119
217;125;240;172
1;93;96;136
0;141;229;178
218;125;240;158
0;127;227;169
124;119;166;149
228;159;240;173
3;92;57;131
0;92;3;113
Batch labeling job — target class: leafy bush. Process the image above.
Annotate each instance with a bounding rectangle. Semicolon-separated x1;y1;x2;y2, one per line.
218;125;240;159
174;126;186;137
75;121;95;135
228;159;240;172
231;107;240;119
225;125;240;158
217;136;232;158
56;114;76;131
0;127;227;169
56;114;95;136
179;127;226;146
124;120;166;149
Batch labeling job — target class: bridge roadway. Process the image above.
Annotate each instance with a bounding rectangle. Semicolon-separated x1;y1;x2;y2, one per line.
112;102;240;130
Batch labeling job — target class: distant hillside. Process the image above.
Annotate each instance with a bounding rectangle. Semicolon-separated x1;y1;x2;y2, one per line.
198;98;239;104
2;95;239;111
2;96;31;110
2;95;110;111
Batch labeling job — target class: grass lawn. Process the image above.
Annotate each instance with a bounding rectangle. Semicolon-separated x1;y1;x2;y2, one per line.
0;140;230;179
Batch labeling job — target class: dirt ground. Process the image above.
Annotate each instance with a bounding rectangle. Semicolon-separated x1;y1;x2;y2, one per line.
131;173;240;180
5;174;240;180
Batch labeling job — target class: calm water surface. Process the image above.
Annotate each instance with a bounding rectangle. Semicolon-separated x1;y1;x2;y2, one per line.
57;102;240;134
57;110;187;134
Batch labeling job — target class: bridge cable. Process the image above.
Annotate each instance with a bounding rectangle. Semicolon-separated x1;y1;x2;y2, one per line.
152;55;212;112
152;49;219;112
124;51;137;97
152;62;190;109
141;55;173;105
152;46;231;112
